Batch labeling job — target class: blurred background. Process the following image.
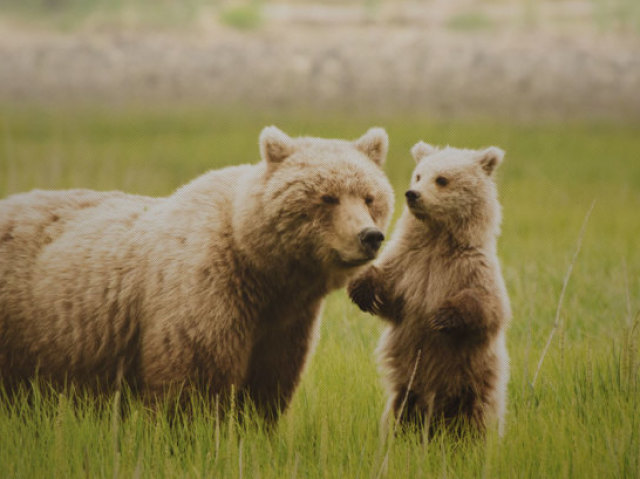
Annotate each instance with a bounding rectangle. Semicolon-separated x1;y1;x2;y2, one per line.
1;0;639;120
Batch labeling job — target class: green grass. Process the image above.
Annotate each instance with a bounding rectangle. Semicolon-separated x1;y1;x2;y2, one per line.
0;0;218;31
446;11;495;32
219;1;263;30
1;106;639;478
4;0;640;34
591;0;640;33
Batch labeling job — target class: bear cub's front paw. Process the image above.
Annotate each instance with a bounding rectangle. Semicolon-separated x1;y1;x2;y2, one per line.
348;269;381;314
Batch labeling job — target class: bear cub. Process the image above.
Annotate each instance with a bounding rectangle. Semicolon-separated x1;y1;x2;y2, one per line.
349;141;511;437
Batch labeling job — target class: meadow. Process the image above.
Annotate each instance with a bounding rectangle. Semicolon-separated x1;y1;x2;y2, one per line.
0;106;639;478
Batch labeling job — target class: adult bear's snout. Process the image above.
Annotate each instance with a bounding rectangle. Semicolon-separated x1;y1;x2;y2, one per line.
358;227;384;254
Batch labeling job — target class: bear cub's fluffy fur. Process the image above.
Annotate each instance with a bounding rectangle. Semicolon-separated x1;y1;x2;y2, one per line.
349;141;511;436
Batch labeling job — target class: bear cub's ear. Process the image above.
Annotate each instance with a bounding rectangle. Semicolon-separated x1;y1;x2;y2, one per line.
410;141;437;163
354;127;389;167
477;147;505;176
259;126;296;164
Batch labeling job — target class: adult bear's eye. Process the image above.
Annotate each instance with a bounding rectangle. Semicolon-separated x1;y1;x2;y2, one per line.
321;194;339;205
415;174;421;182
364;195;374;205
435;176;449;187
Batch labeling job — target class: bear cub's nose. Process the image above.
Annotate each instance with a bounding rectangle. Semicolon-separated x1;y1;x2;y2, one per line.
405;190;420;203
359;227;384;253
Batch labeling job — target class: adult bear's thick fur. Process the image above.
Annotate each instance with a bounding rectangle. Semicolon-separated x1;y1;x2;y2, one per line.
0;126;394;421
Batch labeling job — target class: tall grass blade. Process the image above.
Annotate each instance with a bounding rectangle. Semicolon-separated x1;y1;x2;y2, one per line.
375;349;422;479
531;200;596;388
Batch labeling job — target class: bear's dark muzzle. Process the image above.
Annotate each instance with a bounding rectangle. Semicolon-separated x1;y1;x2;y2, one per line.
405;190;420;204
359;227;384;255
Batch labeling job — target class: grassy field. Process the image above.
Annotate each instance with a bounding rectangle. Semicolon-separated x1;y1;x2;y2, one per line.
0;106;639;478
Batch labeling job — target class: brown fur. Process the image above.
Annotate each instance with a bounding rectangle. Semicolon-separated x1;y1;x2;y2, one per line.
0;126;394;422
349;142;511;436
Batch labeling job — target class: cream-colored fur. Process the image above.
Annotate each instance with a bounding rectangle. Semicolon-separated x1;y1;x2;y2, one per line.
0;127;394;421
349;142;511;436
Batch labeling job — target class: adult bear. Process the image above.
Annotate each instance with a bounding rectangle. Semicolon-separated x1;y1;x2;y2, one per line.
0;126;394;421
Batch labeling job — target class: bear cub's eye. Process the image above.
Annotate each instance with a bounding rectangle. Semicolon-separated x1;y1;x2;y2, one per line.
435;176;449;187
321;194;340;205
415;174;421;182
364;195;374;206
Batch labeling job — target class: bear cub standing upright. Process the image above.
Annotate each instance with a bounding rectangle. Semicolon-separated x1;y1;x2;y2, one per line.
0;126;394;422
349;141;511;436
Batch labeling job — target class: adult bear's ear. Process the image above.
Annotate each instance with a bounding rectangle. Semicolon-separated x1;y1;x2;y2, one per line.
477;146;505;176
354;127;389;167
410;141;437;163
259;126;296;164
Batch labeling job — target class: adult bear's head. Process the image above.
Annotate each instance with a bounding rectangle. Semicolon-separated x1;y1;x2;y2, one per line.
235;126;394;289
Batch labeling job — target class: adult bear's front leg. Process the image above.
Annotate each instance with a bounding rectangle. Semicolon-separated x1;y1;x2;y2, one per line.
243;303;322;424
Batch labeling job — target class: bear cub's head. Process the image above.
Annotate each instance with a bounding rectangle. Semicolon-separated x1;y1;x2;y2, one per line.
255;126;394;281
405;141;505;235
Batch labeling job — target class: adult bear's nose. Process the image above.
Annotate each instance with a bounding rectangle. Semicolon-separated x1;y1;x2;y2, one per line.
359;227;384;254
405;190;420;203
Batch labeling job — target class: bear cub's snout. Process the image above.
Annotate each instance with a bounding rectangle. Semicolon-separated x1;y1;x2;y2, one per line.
404;190;420;203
